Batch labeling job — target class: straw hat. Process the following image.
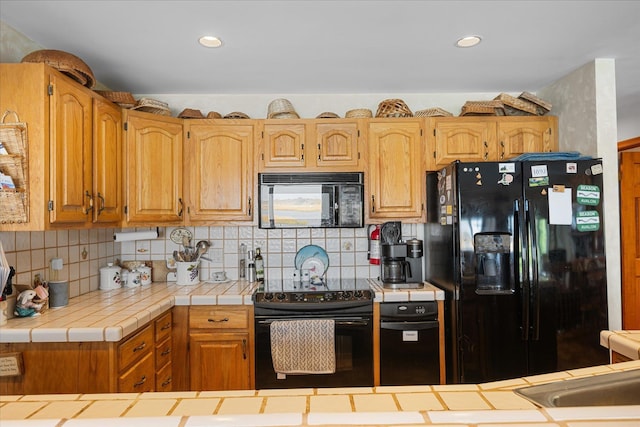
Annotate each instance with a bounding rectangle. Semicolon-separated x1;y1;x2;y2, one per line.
22;49;96;88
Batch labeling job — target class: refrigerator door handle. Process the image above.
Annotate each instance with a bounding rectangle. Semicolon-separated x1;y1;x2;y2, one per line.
525;199;540;341
515;199;529;341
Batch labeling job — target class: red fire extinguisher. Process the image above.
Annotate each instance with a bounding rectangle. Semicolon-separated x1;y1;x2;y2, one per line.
368;224;381;265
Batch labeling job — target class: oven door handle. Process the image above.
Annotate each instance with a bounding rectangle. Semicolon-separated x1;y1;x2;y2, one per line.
380;320;439;331
257;319;369;327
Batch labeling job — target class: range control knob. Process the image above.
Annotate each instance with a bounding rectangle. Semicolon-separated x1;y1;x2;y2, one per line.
263;293;274;301
342;291;353;300
276;293;286;301
354;290;364;298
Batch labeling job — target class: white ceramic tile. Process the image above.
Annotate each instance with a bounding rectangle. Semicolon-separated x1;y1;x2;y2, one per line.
63;416;182;427
0;328;32;343
308;411;424;425
217;294;243;305
185;413;302;427
104;326;124;341
381;291;410;302
30;328;69;342
0;420;60;427
409;290;436;301
190;295;218;305
545;405;640;421
173;295;191;305
428;409;547;424
68;327;105;342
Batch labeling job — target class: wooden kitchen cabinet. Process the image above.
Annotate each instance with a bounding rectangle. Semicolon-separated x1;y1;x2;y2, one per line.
184;120;255;223
258;119;363;172
123;110;184;225
366;119;425;222
0;63;124;230
427;116;558;170
188;305;254;391
92;96;122;223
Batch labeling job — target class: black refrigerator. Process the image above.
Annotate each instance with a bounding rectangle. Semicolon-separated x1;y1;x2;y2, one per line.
425;159;609;384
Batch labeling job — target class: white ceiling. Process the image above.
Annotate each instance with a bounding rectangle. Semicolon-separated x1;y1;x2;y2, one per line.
1;0;639;131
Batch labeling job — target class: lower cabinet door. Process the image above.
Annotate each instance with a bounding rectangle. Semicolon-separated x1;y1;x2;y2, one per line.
119;351;155;392
189;332;250;391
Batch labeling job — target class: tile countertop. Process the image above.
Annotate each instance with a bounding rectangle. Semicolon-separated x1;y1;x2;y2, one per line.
601;330;640;360
1;360;639;426
0;279;441;344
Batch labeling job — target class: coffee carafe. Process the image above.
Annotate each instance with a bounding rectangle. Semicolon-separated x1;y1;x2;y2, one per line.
381;242;409;283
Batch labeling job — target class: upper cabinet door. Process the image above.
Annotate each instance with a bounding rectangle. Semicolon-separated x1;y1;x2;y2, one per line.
367;120;425;222
49;74;93;224
93;97;122;224
315;121;362;170
260;122;307;170
428;117;497;170
186;121;255;223
497;116;558;160
124;111;184;224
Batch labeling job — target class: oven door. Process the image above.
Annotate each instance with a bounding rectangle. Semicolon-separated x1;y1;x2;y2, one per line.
255;314;373;389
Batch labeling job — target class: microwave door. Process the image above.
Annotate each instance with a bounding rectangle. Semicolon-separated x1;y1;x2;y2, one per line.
271;184;324;228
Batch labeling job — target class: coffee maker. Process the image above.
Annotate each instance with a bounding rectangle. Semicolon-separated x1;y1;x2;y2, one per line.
379;222;424;288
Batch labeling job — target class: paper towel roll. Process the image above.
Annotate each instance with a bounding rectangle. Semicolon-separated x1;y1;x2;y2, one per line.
113;229;159;242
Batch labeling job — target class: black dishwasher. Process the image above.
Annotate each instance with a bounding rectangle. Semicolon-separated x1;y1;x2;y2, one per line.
380;301;440;385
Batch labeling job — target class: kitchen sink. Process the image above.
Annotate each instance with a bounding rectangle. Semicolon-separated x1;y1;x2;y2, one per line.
514;369;640;407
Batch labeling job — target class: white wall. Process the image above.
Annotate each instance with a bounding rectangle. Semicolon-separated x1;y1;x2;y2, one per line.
538;59;622;330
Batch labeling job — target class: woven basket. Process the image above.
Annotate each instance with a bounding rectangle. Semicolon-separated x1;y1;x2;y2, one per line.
131;98;171;116
267;98;297;119
178;108;205;119
270;112;300;119
345;108;373;118
206;111;223;119
316;112;340;119
376;99;413;117
0;156;26;189
21;49;96;88
0;111;29;224
460;100;506;116
95;91;136;108
0;190;28;224
494;93;538;116
414;107;453;117
518;92;552;115
224;111;250;119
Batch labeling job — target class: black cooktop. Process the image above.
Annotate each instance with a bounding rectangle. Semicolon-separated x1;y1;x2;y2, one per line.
253;278;373;305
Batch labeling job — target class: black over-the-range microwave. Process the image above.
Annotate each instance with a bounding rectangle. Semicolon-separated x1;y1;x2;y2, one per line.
258;172;364;229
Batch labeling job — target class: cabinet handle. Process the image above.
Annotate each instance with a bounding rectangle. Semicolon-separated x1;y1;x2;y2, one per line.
84;191;94;215
208;317;229;323
484;152;489;160
133;375;147;387
178;198;184;217
301;143;304;162
161;323;171;331
161;348;171;356
242;338;247;360
133;342;146;352
317;143;321;161
500;141;505;159
97;192;105;215
371;195;375;213
248;197;252;216
161;377;172;387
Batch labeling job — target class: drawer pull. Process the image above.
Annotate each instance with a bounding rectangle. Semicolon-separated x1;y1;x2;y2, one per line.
161;323;171;331
161;377;172;387
161;348;171;356
133;375;147;387
208;317;229;323
133;342;146;352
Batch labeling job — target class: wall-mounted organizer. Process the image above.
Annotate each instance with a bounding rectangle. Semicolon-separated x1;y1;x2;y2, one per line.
0;111;29;224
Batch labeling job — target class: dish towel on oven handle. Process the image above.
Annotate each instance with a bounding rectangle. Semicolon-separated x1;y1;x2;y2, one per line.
270;319;336;374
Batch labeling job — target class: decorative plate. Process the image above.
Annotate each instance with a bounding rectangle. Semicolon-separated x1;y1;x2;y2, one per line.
169;227;193;245
294;245;329;278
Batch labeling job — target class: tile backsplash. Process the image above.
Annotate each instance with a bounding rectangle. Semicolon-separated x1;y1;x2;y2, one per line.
0;223;418;296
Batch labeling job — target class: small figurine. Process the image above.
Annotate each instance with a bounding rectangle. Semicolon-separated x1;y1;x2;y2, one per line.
14;290;45;317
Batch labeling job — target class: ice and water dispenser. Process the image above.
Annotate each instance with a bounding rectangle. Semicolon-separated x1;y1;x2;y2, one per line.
474;232;513;294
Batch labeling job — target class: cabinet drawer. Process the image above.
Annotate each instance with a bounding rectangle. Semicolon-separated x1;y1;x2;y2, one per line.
155;337;172;369
119;351;155;392
156;362;173;392
118;324;153;370
189;306;249;330
155;311;173;342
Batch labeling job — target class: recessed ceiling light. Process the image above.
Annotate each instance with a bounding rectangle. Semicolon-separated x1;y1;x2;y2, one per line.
456;35;482;48
199;36;222;48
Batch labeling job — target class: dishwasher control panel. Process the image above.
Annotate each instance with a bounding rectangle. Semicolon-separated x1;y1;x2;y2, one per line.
380;301;438;320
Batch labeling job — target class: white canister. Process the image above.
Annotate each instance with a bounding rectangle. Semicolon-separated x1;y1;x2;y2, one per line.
125;270;142;288
138;266;152;286
100;263;122;290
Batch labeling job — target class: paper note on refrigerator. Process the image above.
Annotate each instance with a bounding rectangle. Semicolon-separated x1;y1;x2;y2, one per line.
548;187;573;225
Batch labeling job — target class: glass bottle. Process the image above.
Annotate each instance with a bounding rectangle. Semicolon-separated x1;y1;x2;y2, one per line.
255;247;264;283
